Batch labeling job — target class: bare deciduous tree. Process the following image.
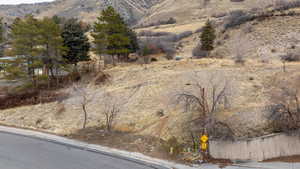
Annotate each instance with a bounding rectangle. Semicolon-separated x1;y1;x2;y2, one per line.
269;75;300;132
102;92;121;132
73;85;94;129
176;72;230;117
99;87;139;132
231;32;253;65
175;72;234;143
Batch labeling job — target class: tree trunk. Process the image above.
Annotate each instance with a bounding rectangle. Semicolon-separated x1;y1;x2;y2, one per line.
50;67;55;80
105;113;109;131
112;55;116;66
82;104;87;129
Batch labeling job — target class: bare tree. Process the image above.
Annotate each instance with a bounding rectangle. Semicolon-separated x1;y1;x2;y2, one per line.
73;85;94;129
269;75;300;132
175;72;234;142
233;34;245;64
176;72;230;118
231;32;254;65
280;54;287;72
101;92;121;132
280;49;300;72
99;87;139;132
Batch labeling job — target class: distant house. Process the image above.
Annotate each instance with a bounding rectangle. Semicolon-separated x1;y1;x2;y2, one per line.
0;57;17;71
0;56;70;76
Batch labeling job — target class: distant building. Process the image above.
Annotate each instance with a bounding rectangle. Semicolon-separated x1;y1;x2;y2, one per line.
0;56;17;71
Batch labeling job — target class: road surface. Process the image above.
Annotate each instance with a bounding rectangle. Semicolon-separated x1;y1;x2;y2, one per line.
0;132;164;169
0;128;299;169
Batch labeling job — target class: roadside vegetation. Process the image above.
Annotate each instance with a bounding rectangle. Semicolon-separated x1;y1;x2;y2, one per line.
0;2;300;164
0;6;138;109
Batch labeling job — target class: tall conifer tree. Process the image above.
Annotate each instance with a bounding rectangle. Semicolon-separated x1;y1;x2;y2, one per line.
92;6;138;64
62;18;90;66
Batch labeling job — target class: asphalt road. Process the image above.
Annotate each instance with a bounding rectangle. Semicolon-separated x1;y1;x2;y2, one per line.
0;132;164;169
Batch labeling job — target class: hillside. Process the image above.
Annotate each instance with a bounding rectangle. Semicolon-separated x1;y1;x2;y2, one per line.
0;0;289;24
1;59;299;140
138;0;288;25
136;0;300;59
0;0;300;163
0;0;161;24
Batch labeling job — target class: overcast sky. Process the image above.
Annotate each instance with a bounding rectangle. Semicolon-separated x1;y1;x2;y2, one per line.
0;0;55;5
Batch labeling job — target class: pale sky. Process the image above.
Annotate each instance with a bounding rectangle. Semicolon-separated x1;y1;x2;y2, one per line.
0;0;55;5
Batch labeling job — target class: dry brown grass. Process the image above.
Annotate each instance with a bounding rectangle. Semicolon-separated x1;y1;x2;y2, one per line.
1;59;300;140
136;22;205;34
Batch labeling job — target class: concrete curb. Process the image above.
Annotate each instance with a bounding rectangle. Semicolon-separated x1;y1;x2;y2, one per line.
0;126;201;169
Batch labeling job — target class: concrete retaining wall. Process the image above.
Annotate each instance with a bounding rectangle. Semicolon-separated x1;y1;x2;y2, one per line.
210;133;300;161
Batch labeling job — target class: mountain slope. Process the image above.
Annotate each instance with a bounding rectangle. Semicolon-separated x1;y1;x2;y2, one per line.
0;0;295;25
0;0;161;24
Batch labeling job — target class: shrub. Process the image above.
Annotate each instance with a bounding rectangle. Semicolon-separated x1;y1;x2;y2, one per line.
195;27;203;33
138;40;162;55
268;75;300;134
56;103;66;116
138;31;173;37
224;10;255;30
192;44;209;58
166;17;177;24
208;121;235;141
137;45;153;64
162;137;183;156
94;71;110;85
137;31;193;60
0;89;68;110
280;50;300;62
139;31;193;42
157;40;176;59
139;37;176;59
269;105;300;133
175;31;193;41
212;12;227;18
274;0;300;11
234;55;246;65
242;23;254;33
134;17;177;28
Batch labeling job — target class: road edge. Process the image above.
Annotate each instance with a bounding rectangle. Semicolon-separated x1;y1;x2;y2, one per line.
0;126;201;169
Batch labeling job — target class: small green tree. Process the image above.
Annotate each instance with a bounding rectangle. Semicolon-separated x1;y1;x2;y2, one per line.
62;18;90;66
200;20;216;54
52;15;63;25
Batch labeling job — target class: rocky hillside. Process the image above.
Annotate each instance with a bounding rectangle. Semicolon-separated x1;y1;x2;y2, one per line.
0;0;161;24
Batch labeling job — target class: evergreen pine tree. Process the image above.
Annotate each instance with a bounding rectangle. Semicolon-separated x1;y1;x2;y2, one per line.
61;18;90;65
126;29;139;54
0;18;4;44
0;18;5;57
200;20;216;52
39;17;66;79
10;15;41;79
52;15;63;25
92;6;138;64
8;16;66;85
